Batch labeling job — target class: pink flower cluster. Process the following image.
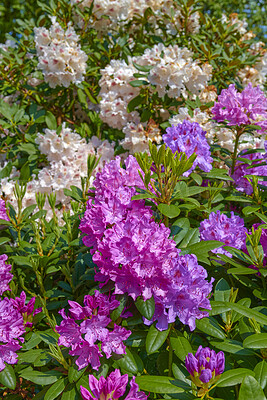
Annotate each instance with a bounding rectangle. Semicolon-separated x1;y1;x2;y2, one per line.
212;83;267;133
0;199;9;221
199;211;248;257
56;290;131;370
81;369;147;400
80;156;213;331
0;255;41;371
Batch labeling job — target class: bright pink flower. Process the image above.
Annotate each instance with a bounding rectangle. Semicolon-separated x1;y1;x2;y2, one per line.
0;199;9;222
80;370;147;400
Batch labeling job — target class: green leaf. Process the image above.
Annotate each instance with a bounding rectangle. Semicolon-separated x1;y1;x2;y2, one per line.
210;339;254;355
19;368;63;385
172;218;190;245
127;95;144;113
62;384;79;400
209;301;231;316
158;204;180;218
132;62;154;72
254;361;267;389
115;348;143;375
238;375;266;400
187;240;224;257
45;111;57;130
217;368;255;387
0;364;16;390
146;324;170;355
179;228;200;248
196;318;225;339
170;336;192;361
44;378;68;400
129;79;148;87
68;365;85;383
225;302;267;326
243;333;267;349
37;329;59;345
135;376;184;394
135;296;155;320
0;237;10;245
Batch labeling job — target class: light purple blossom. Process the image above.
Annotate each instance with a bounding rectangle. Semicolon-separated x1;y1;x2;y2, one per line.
80;156;214;331
231;150;267;195
0;254;13;296
212;83;267;132
163;121;213;175
80;369;148;400
185;346;225;387
0;199;9;222
56;291;131;370
199;211;248;257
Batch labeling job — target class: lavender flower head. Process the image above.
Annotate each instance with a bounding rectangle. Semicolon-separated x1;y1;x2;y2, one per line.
80;369;148;400
0;254;13;296
80;156;214;331
231;150;267;195
185;346;225;388
163;121;213;176
199;211;248;257
56;291;131;370
0;199;9;222
212;83;267;133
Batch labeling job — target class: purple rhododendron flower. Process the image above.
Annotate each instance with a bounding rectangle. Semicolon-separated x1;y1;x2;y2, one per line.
185;346;225;387
212;83;267;132
0;254;13;296
0;342;21;372
80;156;214;331
11;291;42;327
0;199;9;222
80;369;148;400
162;121;213;175
199;211;248;257
231;150;267;195
56;291;131;370
0;297;25;344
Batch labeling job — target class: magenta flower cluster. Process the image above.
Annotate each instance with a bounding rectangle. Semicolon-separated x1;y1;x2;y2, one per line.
0;297;25;371
80;369;147;400
232;150;267;195
56;290;131;370
0;254;13;296
0;254;41;371
185;346;225;386
162;121;213;176
212;83;267;132
80;156;214;331
199;211;248;257
0;199;9;221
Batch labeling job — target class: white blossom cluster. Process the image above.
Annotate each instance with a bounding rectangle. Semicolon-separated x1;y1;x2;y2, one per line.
99;44;212;130
0;125;115;221
34;17;88;88
99;59;141;130
121;120;162;153
169;107;266;153
238;42;267;88
70;0;200;35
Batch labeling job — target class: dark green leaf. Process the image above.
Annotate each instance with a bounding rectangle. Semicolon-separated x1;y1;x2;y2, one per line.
146;324;170;354
0;364;16;390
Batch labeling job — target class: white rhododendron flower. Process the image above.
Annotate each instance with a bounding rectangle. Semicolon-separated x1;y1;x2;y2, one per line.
34;17;88;88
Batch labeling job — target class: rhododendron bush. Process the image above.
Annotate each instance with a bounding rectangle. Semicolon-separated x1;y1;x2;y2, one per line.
0;0;267;399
